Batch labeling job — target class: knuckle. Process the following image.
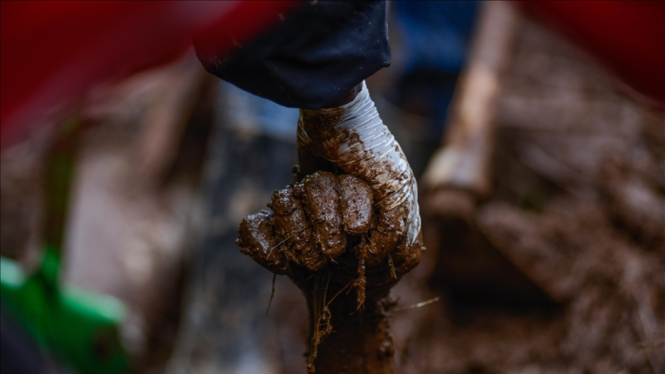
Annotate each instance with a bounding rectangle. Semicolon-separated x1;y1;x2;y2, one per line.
270;187;310;252
299;171;346;258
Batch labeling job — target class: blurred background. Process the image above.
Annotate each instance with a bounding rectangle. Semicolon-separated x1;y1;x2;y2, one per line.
1;2;664;374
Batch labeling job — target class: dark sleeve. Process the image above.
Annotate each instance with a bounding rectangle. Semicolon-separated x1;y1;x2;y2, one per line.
194;0;390;109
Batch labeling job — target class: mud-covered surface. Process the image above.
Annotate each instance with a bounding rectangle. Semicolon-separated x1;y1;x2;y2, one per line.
298;83;422;254
239;172;369;274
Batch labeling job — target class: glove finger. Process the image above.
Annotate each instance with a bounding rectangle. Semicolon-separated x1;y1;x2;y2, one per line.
338;174;373;235
297;171;346;259
237;209;289;275
366;205;407;265
269;186;325;271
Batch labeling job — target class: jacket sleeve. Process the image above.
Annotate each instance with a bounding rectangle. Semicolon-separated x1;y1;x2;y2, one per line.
194;0;391;109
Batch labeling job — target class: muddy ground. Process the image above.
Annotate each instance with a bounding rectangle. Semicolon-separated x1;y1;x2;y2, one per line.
382;17;665;374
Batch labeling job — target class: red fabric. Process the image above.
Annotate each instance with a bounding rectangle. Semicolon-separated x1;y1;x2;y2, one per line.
517;1;665;106
1;1;301;148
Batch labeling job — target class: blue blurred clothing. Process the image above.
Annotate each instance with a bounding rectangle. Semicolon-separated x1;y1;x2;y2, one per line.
391;1;480;126
394;1;480;74
219;83;299;143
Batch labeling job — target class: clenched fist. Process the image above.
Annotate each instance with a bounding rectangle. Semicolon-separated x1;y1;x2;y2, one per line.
237;170;422;304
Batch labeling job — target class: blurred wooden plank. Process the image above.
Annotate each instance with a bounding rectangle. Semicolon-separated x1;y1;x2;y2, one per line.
422;1;517;200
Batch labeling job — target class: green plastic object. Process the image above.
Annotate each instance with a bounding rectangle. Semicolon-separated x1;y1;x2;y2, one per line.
0;120;130;373
1;252;129;374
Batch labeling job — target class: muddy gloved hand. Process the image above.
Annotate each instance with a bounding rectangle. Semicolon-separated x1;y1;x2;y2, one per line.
237;82;423;374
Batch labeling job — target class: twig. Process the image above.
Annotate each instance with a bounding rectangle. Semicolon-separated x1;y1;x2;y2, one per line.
391;297;440;314
267;225;311;259
266;273;277;316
